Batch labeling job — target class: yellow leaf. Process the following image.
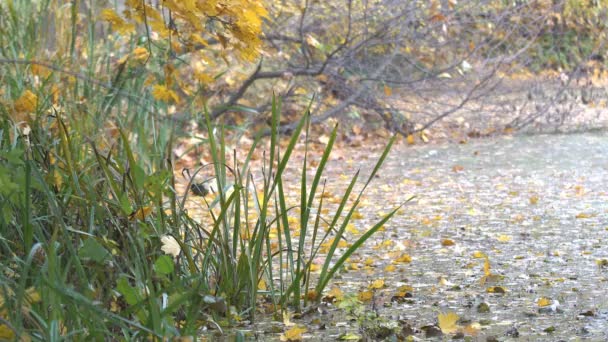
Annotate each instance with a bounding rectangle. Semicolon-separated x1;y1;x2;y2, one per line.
472;251;486;258
406;134;415;145
100;9;135;35
483;256;491;276
463;322;481;336
129;206;153;221
576;212;593;219
438;311;459;333
383;84;392;97
280;326;306;341
441;239;455;246
369;279;385;289
394;253;412;263
151;84;180;103
537;297;552;307
486;286;506;293
0;324;15;340
529;195;539;205
497;234;512;242
258;279;267;291
14;90;38;112
358;290;373;302
132;47;150;61
326;287;344;301
384;264;397;272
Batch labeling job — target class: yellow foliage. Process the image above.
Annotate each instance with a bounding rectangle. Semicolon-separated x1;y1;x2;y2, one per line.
537;297;552;307
100;9;135;35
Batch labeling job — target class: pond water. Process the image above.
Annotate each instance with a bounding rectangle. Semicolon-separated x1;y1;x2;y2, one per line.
207;132;608;340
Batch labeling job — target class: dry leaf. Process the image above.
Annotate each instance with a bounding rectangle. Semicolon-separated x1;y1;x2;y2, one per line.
486;286;506;293
441;239;455;246
406;134;415;145
438;311;459;333
129;206;153;221
452;165;464;172
497;234;512;242
537;297;552;307
369;279;385;289
281;326;307;341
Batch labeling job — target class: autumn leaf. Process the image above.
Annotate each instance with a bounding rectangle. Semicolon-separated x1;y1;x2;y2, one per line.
280;326;307;341
14;90;38;112
369;279;385;289
529;195;539;205
151;84;180;103
129;206;153;221
394;253;412;263
486;286;506;293
472;251;486;259
537;297;552;307
406;134;415;145
383;84;392;96
497;234;512;242
438;311;459;333
441;239;455;246
358;290;373;302
100;8;135;35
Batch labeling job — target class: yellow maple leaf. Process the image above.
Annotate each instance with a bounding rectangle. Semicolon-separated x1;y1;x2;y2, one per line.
537;297;552;307
280;326;306;341
438;311;459;333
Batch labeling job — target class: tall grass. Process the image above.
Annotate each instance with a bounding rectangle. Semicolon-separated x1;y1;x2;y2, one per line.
0;1;402;339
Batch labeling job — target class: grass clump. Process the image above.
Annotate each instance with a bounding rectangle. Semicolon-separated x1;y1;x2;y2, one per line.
0;1;401;339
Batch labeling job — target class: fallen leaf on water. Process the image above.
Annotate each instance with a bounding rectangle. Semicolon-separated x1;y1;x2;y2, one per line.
529;195;539;205
537;297;552;307
280;326;307;341
576;212;593;219
497;234;512;242
358;290;373;302
452;165;464;172
486;286;506;294
438;311;459;333
441;239;455;246
394;253;412;263
369;279;385;289
472;251;486;258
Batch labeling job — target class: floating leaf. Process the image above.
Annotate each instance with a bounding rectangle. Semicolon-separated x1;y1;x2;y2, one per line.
537;297;552;307
486;286;506;294
441;239;455;246
497;234;512;242
280;326;306;341
438;311;459;333
394;253;412;263
358;290;373;302
529;195;539;205
472;251;486;259
369;279;385;289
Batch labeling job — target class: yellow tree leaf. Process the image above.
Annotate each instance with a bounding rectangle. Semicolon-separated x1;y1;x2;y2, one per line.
497;234;512;242
151;84;180;103
369;279;385;289
14;90;38;112
483;256;491;276
129;206;153;221
438;311;459;333
406;134;415;145
472;251;486;258
394;253;412;263
383;84;392;96
280;326;306;341
537;297;552;307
